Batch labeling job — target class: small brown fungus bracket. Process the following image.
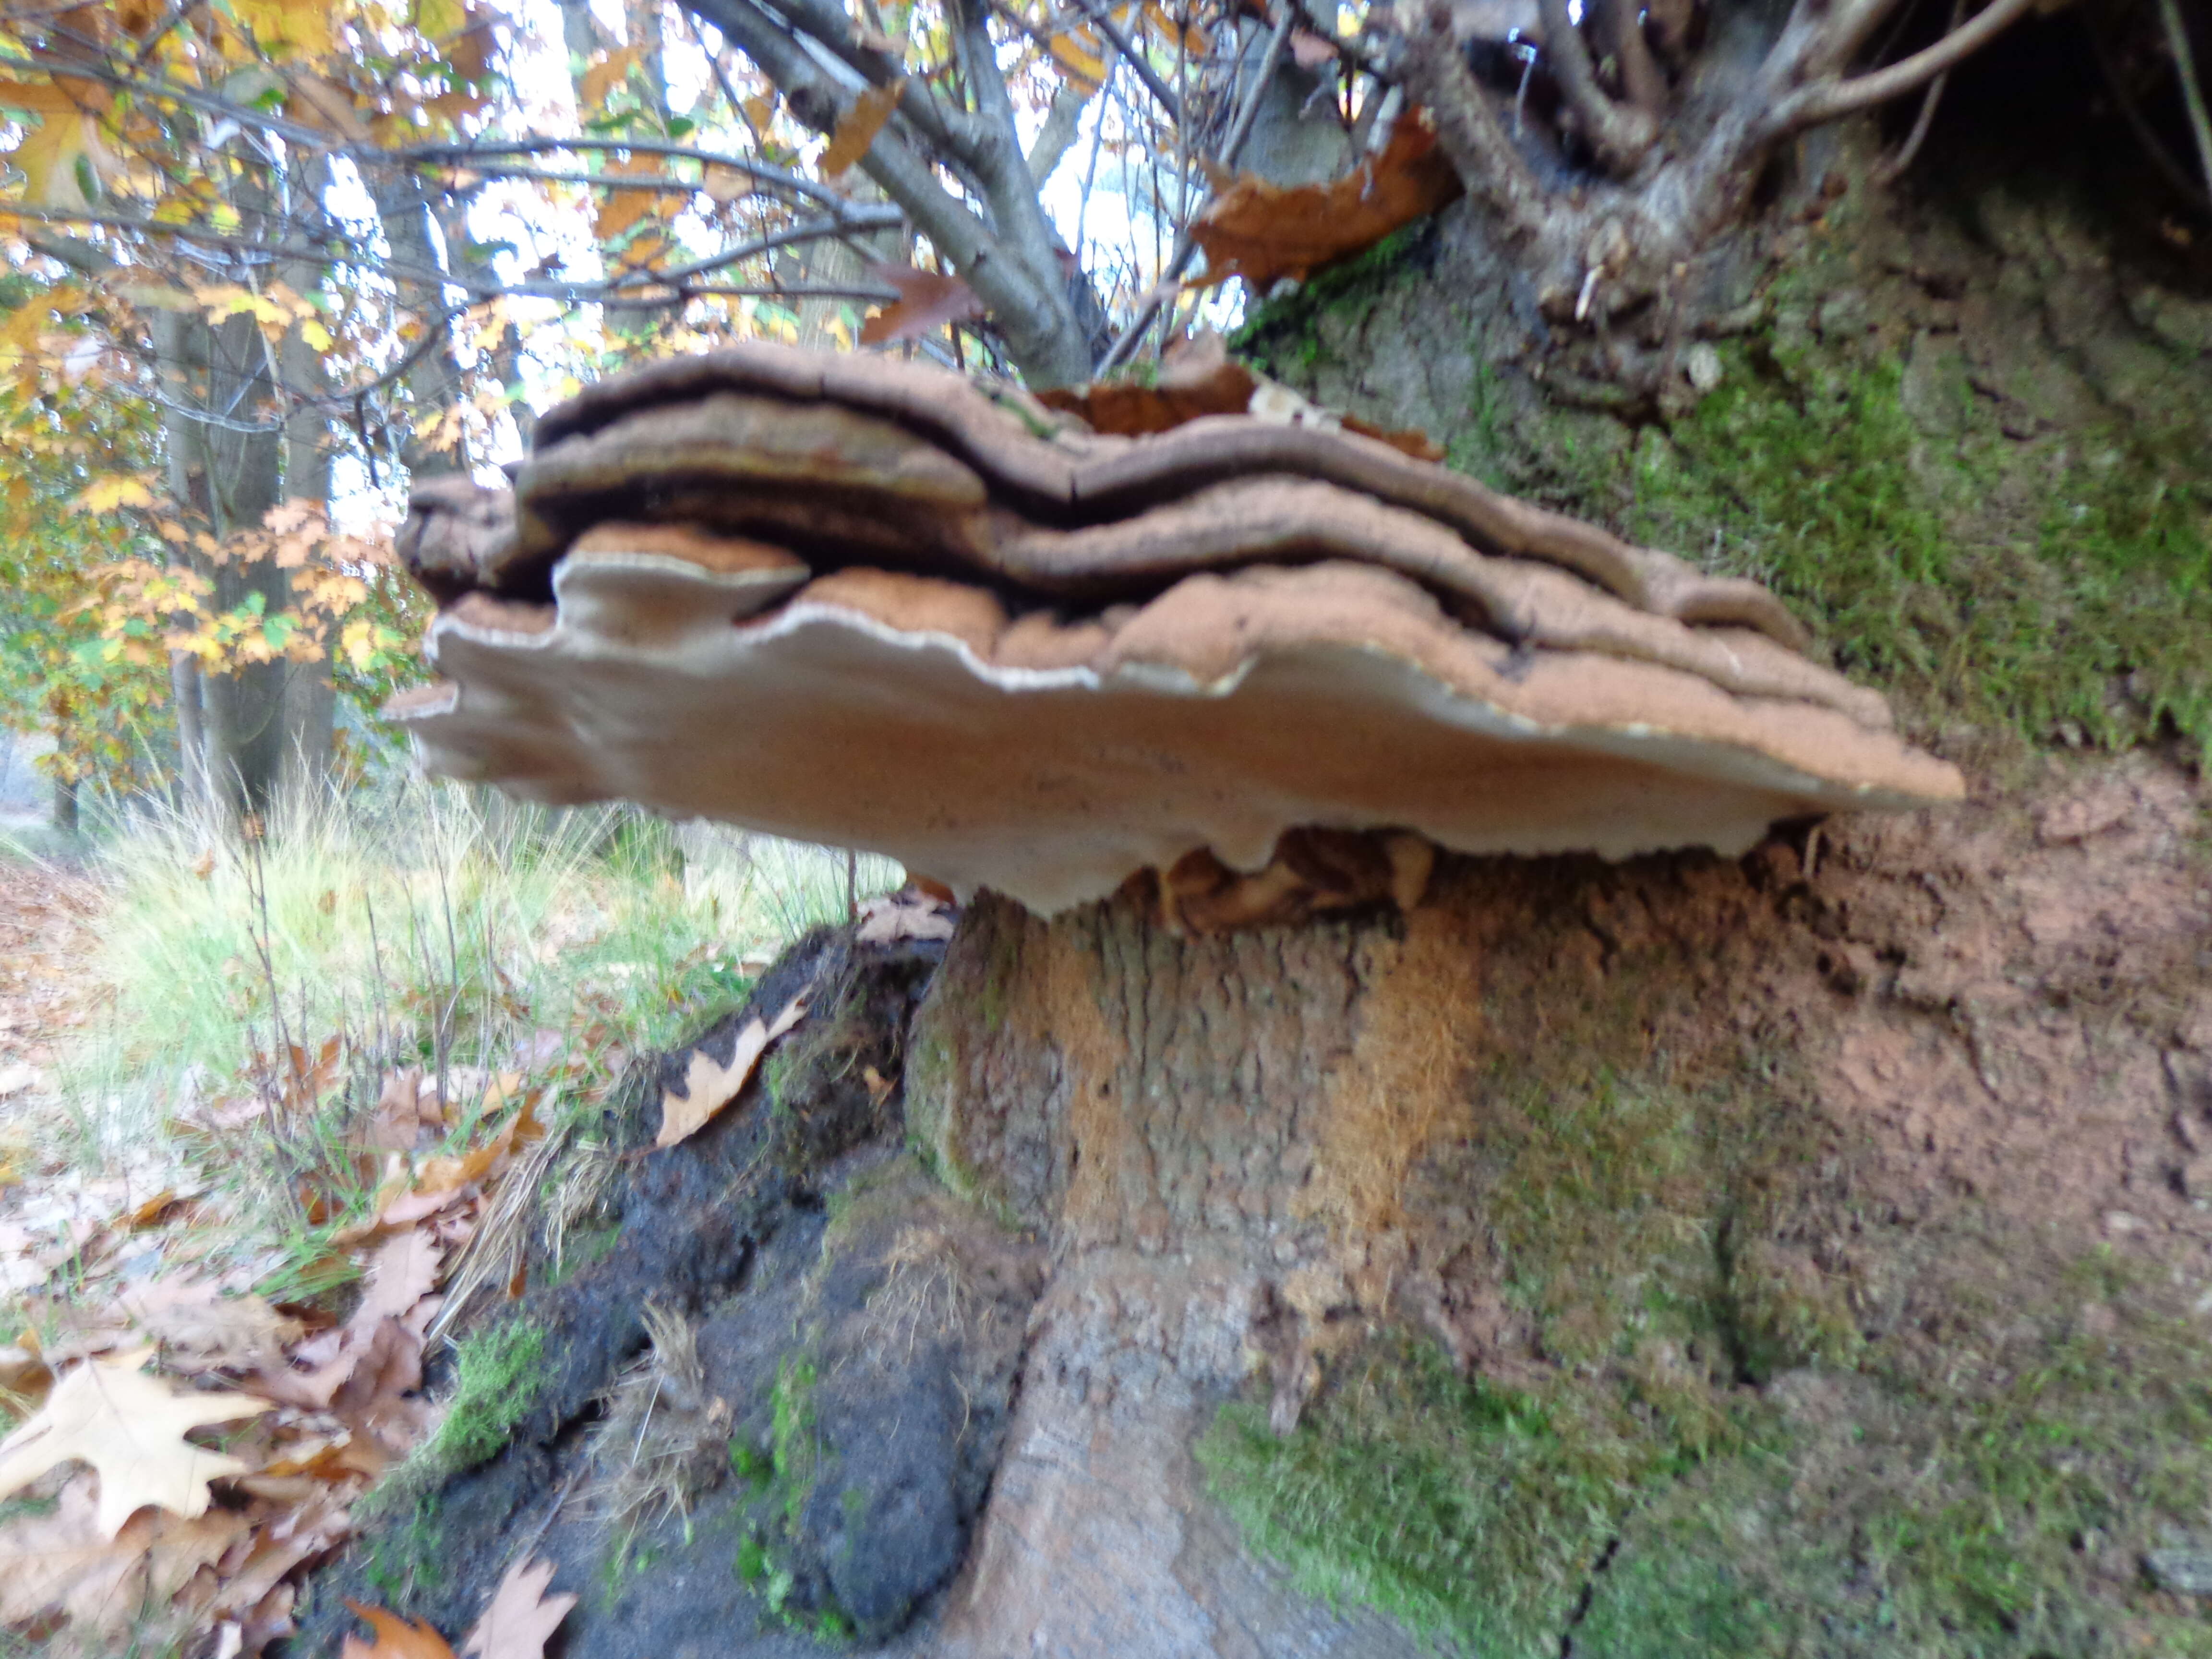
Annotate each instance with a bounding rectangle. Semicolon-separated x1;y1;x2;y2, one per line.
390;343;1964;919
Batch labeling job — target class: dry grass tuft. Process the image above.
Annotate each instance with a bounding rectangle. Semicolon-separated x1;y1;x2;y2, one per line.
586;1300;731;1535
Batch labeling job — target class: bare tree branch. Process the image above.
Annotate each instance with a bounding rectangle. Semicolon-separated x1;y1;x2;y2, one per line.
1390;1;1549;245
1872;0;1962;184
1764;0;2039;133
1094;4;1294;376
741;0;995;165
685;0;1092;382
1599;0;1667;117
401;138;844;206
2087;4;2212;210
2159;0;2212;205
1068;0;1184;123
1537;0;1658;174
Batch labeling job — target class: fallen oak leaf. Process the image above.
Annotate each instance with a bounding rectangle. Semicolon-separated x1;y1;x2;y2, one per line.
120;1276;303;1373
1037;332;1444;459
462;1555;576;1658
361;1067;444;1152
243;1229;443;1410
413;1094;542;1197
1190;113;1462;292
0;1350;271;1537
343;1599;459;1657
859;262;984;346
657;994;808;1149
0;1473;253;1640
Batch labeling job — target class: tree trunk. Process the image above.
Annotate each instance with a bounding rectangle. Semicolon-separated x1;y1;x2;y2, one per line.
277;232;338;806
904;887;1445;1655
887;48;2212;1652
155;304;288;826
898;733;2210;1654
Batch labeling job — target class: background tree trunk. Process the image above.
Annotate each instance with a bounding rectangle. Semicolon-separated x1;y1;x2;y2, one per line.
154;304;287;825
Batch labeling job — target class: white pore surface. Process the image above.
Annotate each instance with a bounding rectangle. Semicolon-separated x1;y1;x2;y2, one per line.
402;560;1948;914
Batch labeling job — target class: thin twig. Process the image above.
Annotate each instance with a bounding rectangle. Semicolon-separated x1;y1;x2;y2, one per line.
2158;0;2212;205
1070;0;1183;123
1095;3;1294;376
2086;4;2212;210
1873;0;1962;183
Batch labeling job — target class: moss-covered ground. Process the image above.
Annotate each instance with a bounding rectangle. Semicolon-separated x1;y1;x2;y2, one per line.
1194;824;2212;1659
1621;345;2212;767
1202;995;2212;1658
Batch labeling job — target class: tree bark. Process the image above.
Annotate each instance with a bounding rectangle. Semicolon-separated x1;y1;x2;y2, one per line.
154;304;288;825
906;887;1460;1656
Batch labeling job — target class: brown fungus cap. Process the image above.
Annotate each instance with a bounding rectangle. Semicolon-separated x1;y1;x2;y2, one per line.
391;345;1964;916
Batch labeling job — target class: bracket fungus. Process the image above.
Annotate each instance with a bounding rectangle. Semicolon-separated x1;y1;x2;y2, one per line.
390;343;1962;917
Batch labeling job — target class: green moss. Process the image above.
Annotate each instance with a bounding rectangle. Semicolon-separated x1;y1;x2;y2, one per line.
1198;1336;1662;1656
1572;1294;2212;1659
1229;223;1430;378
1210;1287;2212;1659
432;1318;546;1469
1618;347;2212;763
770;1354;823;1531
362;1493;446;1602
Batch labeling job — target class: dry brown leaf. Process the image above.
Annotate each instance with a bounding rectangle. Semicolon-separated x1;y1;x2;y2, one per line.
202;1491;352;1624
328;1317;438;1464
577;45;642;109
0;1474;252;1640
1037;333;1444;458
244;1229;442;1410
0;1350;271;1536
355;1228;445;1326
343;1599;459;1658
821;79;903;177
415;1094;540;1196
1035;336;1255;435
860;262;985;346
0;79;87;115
462;1555;577;1659
1191;114;1462;291
363;1068;444;1151
594;153;665;249
657;994;808;1148
120;1276;303;1373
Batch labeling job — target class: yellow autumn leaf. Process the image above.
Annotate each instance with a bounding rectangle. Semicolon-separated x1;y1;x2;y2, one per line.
341;619;376;671
72;475;156;513
301;318;333;351
8;115;105;211
412;0;466;40
233;0;332;57
579;45;641;110
1046;28;1106;89
820;79;904;178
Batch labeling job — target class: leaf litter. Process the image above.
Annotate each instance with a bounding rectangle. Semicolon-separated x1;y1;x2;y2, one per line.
0;1046;573;1654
